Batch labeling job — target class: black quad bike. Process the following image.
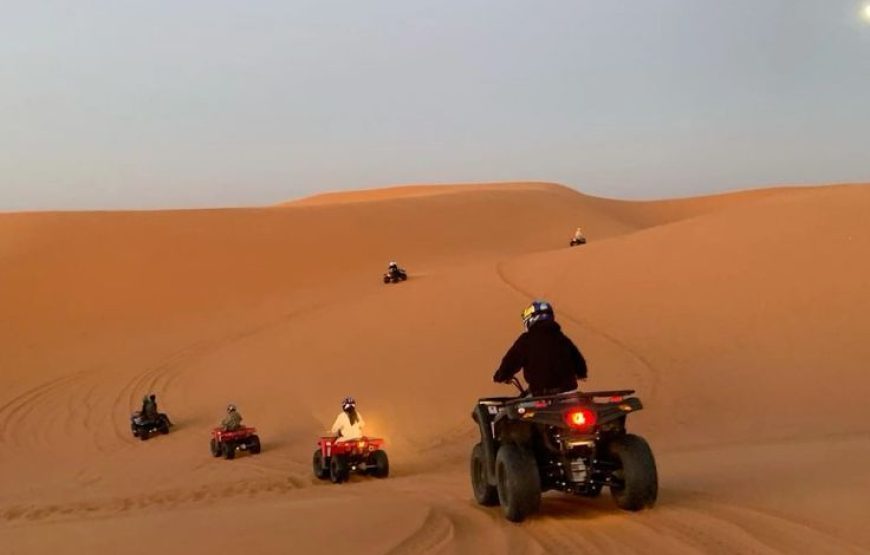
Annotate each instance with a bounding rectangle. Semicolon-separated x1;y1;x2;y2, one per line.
570;237;587;247
470;378;657;522
383;268;408;284
130;411;171;441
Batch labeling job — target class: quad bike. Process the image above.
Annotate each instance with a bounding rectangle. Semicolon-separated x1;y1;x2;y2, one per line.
210;426;262;460
570;237;587;247
130;411;171;441
312;436;389;483
383;269;408;284
470;378;657;522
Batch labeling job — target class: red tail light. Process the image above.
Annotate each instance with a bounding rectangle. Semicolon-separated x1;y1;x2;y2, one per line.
564;408;596;431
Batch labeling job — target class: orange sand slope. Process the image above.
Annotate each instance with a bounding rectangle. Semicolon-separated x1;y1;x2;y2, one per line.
1;182;868;554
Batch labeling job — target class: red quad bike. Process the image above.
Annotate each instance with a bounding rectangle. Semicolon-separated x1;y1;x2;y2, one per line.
471;378;658;522
210;427;262;460
312;436;389;483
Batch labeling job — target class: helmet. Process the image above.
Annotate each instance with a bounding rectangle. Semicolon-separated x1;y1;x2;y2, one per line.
341;396;356;411
521;300;554;331
388;261;398;269
149;394;156;401
226;404;237;413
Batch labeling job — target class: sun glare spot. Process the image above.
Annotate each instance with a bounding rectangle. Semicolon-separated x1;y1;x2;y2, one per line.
863;3;870;22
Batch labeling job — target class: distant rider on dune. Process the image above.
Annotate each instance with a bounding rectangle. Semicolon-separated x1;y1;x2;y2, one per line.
331;397;365;442
493;300;588;396
221;404;243;431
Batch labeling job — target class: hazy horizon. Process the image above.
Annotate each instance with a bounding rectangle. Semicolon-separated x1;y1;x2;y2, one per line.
2;0;869;210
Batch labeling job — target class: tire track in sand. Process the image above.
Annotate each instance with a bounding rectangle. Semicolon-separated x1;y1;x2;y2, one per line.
521;494;868;555
385;507;456;555
0;476;306;525
0;371;93;449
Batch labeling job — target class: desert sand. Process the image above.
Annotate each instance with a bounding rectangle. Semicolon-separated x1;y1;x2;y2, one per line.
1;181;869;554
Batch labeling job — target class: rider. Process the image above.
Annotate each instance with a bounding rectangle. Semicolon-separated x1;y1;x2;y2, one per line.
221;404;243;431
493;300;588;396
388;261;408;277
141;394;158;420
572;227;586;243
331;397;365;442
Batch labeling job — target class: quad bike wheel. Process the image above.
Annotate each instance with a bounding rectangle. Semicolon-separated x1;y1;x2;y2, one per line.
330;455;349;483
608;434;658;511
158;417;170;435
222;441;236;460
313;449;330;480
138;430;149;441
369;450;390;478
471;443;499;506
210;438;222;458
248;435;262;454
495;443;541;522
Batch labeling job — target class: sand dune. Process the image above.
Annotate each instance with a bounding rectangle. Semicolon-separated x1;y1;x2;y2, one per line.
1;182;868;554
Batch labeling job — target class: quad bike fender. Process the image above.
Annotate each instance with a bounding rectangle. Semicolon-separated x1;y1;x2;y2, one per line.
595;397;643;428
472;405;499;486
494;417;534;445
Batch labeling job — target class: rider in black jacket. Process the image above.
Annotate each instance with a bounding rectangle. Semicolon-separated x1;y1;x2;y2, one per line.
493;300;587;396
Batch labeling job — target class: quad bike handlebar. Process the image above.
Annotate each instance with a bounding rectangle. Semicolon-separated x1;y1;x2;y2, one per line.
509;377;528;396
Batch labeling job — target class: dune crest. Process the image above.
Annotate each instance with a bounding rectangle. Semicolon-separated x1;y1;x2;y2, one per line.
281;181;567;206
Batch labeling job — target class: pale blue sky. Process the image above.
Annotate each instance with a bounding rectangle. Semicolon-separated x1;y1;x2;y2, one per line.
1;0;868;209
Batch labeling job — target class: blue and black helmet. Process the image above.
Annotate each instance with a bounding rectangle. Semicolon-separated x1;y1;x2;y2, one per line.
521;300;554;331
